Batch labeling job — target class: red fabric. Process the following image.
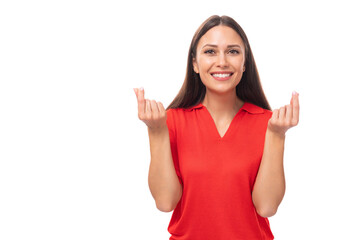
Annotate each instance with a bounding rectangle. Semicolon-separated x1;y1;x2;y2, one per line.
166;102;274;240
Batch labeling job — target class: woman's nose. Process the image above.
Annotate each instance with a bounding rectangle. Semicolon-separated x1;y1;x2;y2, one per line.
216;53;229;68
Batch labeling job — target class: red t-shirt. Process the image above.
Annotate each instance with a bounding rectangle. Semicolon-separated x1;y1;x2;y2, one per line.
166;102;274;240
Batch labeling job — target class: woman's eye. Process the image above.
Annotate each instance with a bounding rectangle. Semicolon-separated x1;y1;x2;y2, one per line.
229;49;239;54
204;49;215;54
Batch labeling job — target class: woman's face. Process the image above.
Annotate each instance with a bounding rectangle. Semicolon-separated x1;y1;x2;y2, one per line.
193;25;246;95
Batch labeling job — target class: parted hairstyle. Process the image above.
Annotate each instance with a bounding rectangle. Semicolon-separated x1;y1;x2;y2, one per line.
166;15;271;111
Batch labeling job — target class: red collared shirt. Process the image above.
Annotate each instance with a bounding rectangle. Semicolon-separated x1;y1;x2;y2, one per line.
166;102;274;240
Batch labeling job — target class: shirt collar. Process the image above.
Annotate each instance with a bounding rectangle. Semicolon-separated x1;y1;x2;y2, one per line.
185;102;264;114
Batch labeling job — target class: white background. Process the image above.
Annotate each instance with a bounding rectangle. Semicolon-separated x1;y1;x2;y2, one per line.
1;0;359;239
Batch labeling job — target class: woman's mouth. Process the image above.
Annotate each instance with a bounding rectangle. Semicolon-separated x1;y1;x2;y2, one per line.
211;72;233;81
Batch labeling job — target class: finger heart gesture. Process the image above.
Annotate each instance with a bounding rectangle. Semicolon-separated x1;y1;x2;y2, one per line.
133;87;167;131
267;91;300;137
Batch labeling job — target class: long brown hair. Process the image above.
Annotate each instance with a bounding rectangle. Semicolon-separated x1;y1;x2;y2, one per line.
167;15;271;111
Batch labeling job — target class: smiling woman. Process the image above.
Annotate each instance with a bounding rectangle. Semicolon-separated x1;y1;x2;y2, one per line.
193;25;246;103
167;15;271;111
134;15;299;240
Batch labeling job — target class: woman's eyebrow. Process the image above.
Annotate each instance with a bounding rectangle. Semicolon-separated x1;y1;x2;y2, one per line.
227;44;241;48
201;44;242;49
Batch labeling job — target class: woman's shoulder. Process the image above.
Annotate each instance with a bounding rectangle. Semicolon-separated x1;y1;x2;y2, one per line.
166;103;204;128
167;102;204;114
242;102;272;113
243;102;273;121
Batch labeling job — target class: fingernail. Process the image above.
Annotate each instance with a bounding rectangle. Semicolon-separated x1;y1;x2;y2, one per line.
139;87;144;91
292;91;297;96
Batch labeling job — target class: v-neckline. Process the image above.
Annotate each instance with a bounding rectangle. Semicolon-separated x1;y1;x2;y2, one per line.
201;102;246;140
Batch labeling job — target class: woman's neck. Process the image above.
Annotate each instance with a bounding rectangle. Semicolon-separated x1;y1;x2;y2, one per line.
202;89;244;117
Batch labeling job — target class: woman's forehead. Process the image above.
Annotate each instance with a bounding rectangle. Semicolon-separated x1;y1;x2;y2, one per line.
197;26;245;49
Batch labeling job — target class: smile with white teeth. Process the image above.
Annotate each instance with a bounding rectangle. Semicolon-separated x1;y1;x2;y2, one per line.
211;73;232;78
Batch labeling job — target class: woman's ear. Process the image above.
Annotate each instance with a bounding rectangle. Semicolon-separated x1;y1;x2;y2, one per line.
192;58;199;74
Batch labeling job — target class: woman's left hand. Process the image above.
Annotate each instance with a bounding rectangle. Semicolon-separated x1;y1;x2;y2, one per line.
267;91;300;138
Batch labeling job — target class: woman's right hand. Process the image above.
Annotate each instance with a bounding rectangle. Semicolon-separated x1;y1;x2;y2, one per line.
134;87;167;132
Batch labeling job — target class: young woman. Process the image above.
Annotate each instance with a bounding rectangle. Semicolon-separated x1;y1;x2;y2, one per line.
134;15;299;240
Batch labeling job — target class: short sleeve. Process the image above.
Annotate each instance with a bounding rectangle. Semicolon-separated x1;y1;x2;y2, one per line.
166;109;183;186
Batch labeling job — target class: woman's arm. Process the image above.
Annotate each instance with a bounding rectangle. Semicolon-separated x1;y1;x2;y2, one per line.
252;130;286;218
147;127;182;212
252;91;300;218
134;88;182;212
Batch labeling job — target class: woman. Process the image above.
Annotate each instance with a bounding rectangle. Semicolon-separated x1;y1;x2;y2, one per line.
134;15;299;240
